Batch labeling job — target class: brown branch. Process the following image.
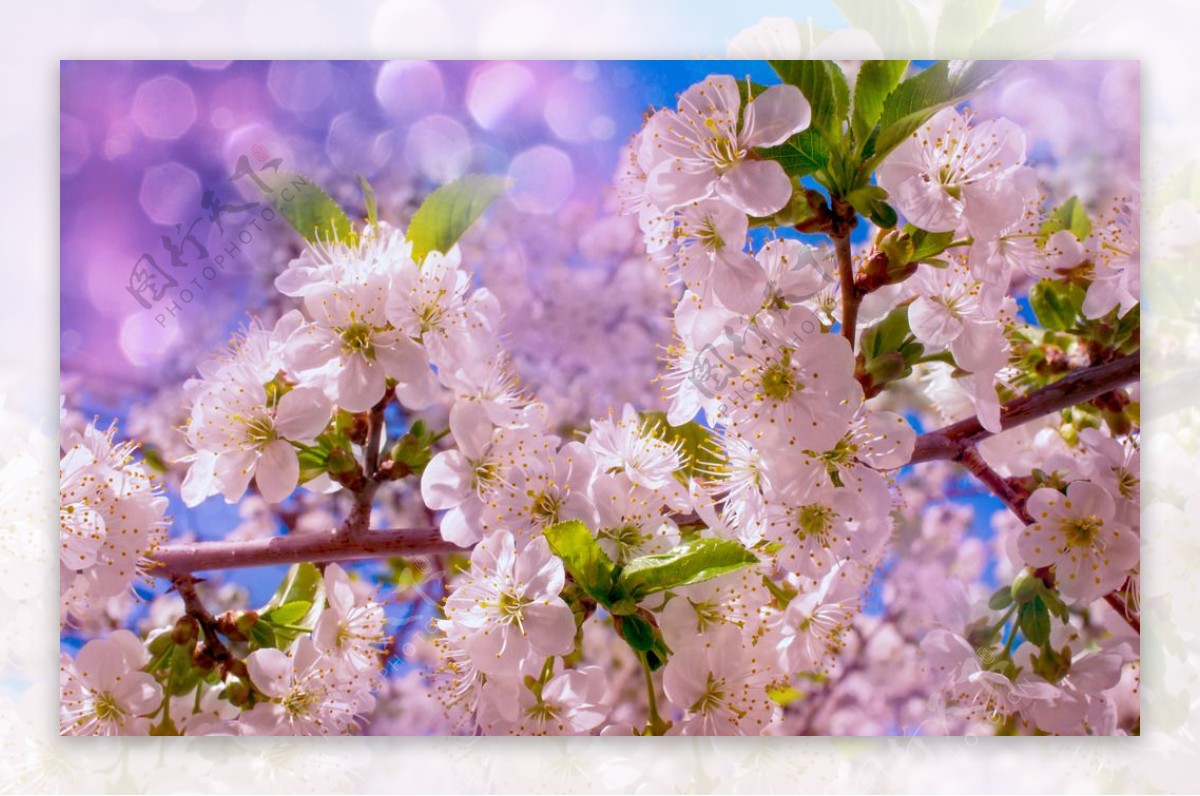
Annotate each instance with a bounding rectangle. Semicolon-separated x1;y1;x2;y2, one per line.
910;352;1140;464
151;527;459;577
172;573;232;663
956;447;1032;524
908;354;1142;635
831;199;859;349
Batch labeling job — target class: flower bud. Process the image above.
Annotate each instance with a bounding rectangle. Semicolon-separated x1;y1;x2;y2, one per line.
224;674;251;706
1010;569;1042;605
171;615;199;646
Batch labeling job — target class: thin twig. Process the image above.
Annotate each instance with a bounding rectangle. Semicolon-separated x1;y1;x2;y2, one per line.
957;447;1032;524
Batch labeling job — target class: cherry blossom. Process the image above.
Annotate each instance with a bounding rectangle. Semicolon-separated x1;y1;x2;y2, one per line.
638;75;810;217
180;367;333;505
439;531;577;677
1017;480;1138;602
60;630;163;736
878;107;1029;236
661;626;775;736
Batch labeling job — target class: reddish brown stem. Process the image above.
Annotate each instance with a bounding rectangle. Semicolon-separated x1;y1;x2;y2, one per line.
151;527;458;577
910;353;1139;464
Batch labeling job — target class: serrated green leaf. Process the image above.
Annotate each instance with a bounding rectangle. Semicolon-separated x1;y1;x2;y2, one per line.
866;60;1006;169
1029;279;1085;332
258;170;355;244
852;60;909;142
988;585;1014;611
406;174;510;263
262;600;312;627
768;60;849;140
759;128;831;178
543;520;616;605
620;538;758;600
1041;195;1092;242
1018;597;1051;647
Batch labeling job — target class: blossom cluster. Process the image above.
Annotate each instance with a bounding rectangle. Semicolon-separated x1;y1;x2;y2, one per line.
60;60;1140;737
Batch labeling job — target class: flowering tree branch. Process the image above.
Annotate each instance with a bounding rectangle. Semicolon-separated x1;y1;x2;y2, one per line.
150;527;457;577
909;352;1140;464
910;352;1141;634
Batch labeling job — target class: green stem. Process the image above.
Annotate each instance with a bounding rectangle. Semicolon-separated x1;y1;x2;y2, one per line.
1001;618;1020;658
990;603;1018;639
639;653;669;736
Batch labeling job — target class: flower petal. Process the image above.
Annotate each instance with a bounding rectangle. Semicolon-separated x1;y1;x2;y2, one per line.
716;159;794;217
255;440;300;504
744;83;810;148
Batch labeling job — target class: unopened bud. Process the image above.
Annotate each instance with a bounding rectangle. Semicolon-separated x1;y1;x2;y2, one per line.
171;615;199;646
224;674;251;706
327;446;359;475
234;610;259;638
878;230;913;269
1011;569;1042;605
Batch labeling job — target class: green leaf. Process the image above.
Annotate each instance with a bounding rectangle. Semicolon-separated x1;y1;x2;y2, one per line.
1018;596;1051;647
542;520;616;605
296;444;330;484
619;614;655;653
867;60;1006;168
262;600;312;627
619;538;758;600
249;620;277;650
406;174;510;263
759;128;831;178
768;60;850;139
861;304;912;360
852;60;909;142
988;585;1014;611
261;563;326;648
906;224;957;261
1040;195;1092;242
845;184;897;228
1029;279;1085;332
258;170;355;245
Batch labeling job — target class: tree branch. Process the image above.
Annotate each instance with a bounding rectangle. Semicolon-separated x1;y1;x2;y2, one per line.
909;353;1141;635
150;527;459;577
956;447;1032;524
910;352;1140;464
835;233;858;348
172;573;232;663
